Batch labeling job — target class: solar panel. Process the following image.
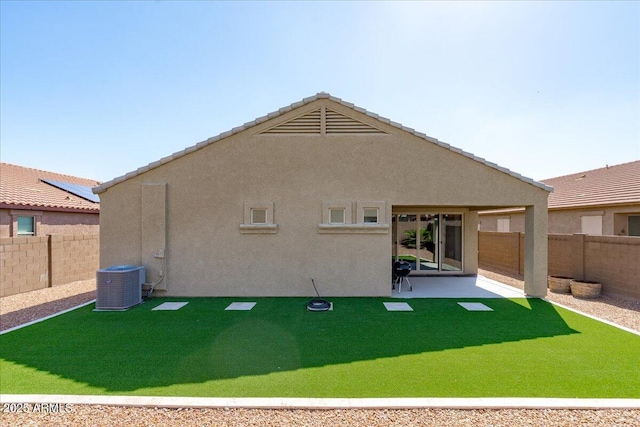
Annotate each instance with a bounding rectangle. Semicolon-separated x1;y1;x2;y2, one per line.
41;179;100;203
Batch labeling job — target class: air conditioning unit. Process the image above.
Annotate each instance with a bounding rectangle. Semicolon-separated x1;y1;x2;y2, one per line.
96;265;145;310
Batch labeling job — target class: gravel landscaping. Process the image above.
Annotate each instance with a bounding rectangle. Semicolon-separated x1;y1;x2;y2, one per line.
2;406;639;427
1;274;638;426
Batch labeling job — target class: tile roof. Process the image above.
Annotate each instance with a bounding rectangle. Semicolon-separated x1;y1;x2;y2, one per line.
543;160;640;209
0;163;100;212
93;92;552;194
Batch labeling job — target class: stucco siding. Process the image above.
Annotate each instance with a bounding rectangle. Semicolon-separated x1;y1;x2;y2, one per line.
98;99;549;297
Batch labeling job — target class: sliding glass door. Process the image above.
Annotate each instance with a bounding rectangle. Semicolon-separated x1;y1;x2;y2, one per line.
392;212;463;273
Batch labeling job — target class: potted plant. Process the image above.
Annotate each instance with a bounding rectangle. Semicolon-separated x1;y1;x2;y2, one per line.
547;275;572;294
570;279;602;299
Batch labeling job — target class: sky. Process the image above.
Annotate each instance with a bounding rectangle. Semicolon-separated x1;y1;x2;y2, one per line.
1;1;639;184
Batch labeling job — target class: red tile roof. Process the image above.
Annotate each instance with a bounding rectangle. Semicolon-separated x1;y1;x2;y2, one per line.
544;160;640;210
0;163;100;212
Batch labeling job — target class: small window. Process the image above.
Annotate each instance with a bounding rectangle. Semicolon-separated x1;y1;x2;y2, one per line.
629;215;640;236
363;208;378;223
17;216;35;236
581;215;602;235
330;208;345;224
356;201;386;225
241;202;277;234
497;218;510;232
251;208;267;224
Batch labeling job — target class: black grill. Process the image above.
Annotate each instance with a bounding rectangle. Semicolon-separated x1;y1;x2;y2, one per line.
392;261;412;292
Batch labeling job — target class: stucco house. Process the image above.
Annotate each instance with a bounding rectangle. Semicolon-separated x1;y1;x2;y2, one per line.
0;163;100;237
479;161;640;236
93;93;551;297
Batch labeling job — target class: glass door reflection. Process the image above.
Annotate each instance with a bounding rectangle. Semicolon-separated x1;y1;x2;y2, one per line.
397;214;418;271
417;214;438;271
393;212;462;273
442;214;462;271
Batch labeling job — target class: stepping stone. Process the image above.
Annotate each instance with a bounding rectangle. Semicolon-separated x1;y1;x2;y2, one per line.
384;302;413;311
153;302;189;311
225;302;257;311
458;302;493;311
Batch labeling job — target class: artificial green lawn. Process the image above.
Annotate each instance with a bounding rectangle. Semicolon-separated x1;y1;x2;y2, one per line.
1;297;639;398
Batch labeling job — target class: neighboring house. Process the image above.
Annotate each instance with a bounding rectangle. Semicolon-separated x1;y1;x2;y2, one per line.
93;93;551;297
479;161;640;236
0;163;100;237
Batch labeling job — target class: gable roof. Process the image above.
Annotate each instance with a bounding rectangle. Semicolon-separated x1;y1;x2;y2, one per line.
93;92;552;194
0;163;101;212
543;160;640;209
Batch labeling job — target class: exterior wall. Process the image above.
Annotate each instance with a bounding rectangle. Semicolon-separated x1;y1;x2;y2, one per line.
480;204;640;236
49;234;100;286
0;210;10;237
0;236;49;296
584;236;639;299
0;208;99;238
547;234;574;277
478;232;524;275
479;231;640;301
98;99;549;297
0;234;99;297
40;211;99;236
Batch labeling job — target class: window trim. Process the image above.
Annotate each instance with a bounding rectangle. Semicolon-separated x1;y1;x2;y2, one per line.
319;201;389;234
356;201;386;225
10;210;42;237
240;202;277;234
321;200;352;225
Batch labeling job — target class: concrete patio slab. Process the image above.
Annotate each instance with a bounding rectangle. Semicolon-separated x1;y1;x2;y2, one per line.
392;275;526;299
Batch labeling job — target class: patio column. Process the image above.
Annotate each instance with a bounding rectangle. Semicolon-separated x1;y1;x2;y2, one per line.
524;202;548;297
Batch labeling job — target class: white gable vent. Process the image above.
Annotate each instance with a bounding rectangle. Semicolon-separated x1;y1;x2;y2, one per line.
96;265;145;310
261;107;386;135
325;109;385;134
262;109;321;134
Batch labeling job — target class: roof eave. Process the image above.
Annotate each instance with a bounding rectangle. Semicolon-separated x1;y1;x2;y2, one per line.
0;203;100;213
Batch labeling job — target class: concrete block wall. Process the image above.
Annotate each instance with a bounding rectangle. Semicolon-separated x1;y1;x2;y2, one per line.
547;234;574;277
478;232;522;274
0;234;99;297
50;234;100;286
584;236;639;301
0;236;50;296
479;231;640;301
